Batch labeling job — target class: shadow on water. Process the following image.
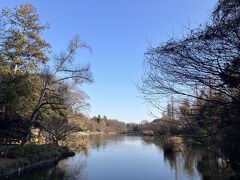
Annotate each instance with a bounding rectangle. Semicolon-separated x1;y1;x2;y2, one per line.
11;154;88;180
10;166;66;180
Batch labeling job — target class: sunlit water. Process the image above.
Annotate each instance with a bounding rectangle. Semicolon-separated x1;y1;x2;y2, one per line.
14;135;203;180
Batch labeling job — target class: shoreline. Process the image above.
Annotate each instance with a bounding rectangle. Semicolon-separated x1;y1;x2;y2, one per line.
0;145;75;179
0;134;200;179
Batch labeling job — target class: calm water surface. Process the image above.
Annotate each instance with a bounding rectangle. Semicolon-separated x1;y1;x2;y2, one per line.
16;135;203;180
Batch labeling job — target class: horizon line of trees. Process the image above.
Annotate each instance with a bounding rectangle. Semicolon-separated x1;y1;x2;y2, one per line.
89;114;127;133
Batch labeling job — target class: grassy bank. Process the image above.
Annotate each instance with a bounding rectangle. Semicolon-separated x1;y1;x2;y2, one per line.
0;144;75;178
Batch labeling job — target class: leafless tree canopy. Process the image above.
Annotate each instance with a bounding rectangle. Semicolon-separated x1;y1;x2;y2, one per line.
29;36;93;127
141;0;240;105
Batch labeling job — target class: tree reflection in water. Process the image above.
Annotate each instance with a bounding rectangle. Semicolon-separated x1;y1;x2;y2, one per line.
12;135;240;180
142;136;240;180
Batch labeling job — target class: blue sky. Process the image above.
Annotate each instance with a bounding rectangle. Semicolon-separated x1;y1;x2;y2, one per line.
0;0;217;122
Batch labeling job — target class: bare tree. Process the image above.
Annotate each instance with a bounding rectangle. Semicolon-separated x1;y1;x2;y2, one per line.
37;119;82;145
23;36;93;143
139;0;240;146
140;0;240;106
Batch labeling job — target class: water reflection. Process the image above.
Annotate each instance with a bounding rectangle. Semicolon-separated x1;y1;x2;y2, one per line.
12;166;66;180
12;135;239;180
142;136;201;180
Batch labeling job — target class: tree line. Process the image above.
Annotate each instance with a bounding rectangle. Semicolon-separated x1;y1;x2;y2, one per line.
139;0;240;169
89;115;126;133
0;4;93;145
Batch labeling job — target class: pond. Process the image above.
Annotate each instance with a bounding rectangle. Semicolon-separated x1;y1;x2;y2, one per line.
13;135;232;180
